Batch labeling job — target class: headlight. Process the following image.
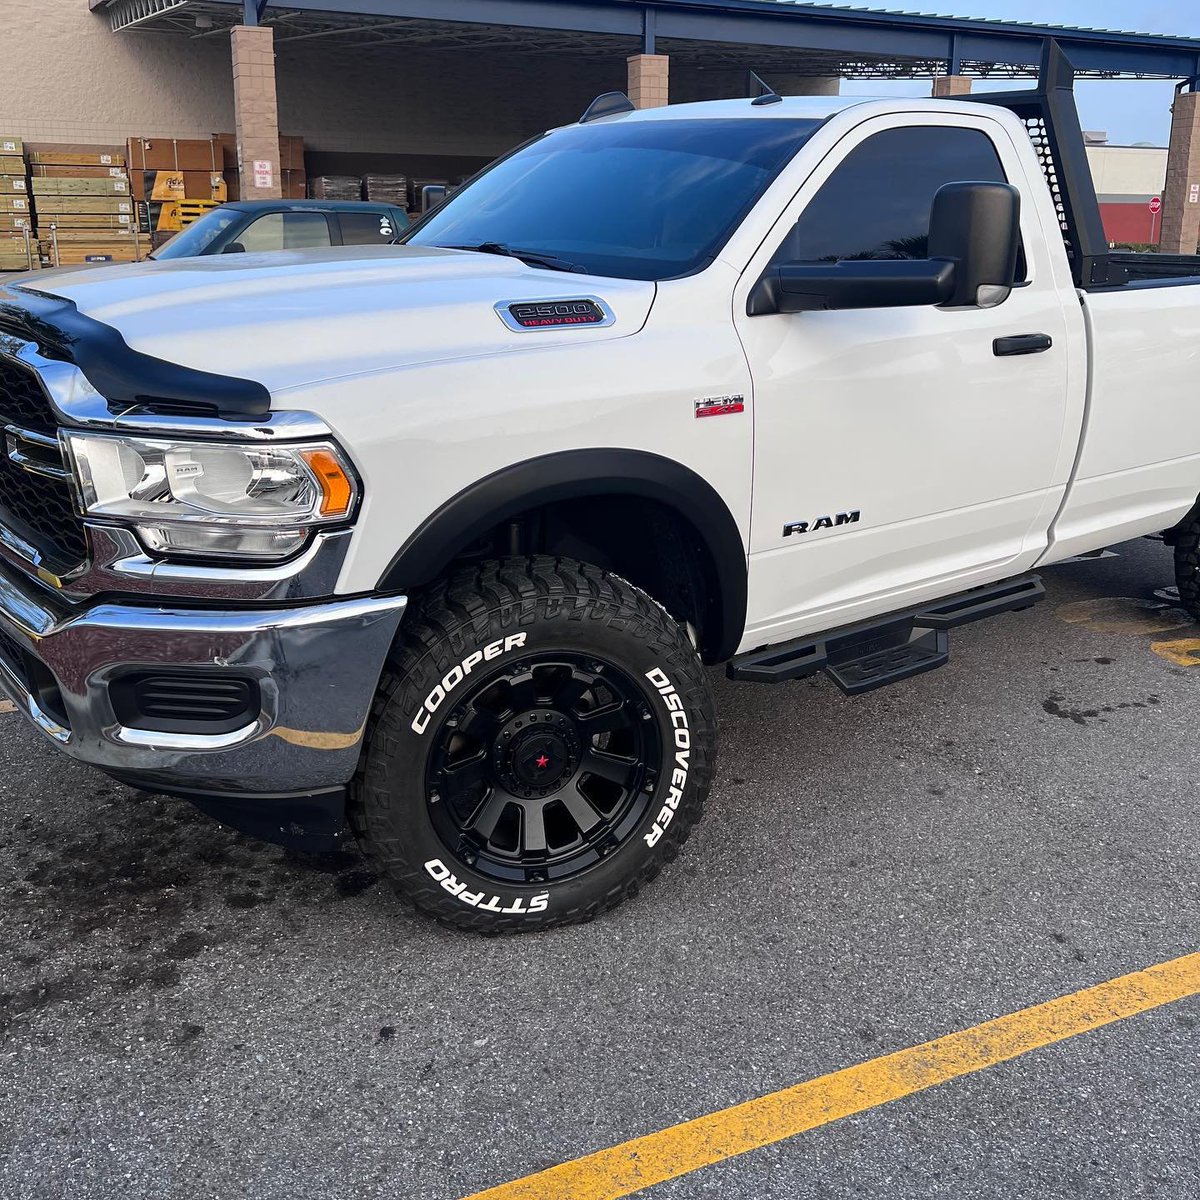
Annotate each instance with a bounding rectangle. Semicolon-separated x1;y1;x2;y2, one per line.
64;433;358;561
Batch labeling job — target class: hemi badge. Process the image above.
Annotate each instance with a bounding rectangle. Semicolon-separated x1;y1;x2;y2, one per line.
695;396;745;419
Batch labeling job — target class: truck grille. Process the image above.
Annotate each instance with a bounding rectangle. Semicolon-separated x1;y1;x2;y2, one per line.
0;356;89;573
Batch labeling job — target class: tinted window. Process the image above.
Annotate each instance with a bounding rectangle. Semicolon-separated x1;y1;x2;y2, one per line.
776;126;1016;265
407;118;823;281
338;210;403;245
238;211;331;252
152;209;238;259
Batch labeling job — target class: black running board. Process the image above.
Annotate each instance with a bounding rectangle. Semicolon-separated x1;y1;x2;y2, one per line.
728;574;1044;695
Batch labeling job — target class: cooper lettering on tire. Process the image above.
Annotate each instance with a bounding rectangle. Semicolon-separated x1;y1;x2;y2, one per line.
348;557;717;932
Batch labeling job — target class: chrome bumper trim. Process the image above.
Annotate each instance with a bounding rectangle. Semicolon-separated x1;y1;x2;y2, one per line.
0;558;407;794
63;524;354;603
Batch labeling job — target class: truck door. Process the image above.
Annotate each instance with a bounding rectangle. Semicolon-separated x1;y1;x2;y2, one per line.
733;114;1079;649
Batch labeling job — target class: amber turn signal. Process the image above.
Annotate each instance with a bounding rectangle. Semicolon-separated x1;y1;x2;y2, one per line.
301;448;355;518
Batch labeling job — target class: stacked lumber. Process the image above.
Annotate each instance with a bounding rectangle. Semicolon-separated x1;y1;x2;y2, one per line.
364;174;408;206
309;175;361;201
29;143;138;266
0;136;37;272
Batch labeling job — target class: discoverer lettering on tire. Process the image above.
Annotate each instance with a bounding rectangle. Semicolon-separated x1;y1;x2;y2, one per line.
643;666;691;848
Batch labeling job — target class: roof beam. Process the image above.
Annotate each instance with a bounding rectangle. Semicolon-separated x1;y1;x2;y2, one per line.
100;0;1200;79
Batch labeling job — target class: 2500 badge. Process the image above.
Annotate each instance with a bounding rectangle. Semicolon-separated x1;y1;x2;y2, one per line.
499;298;613;331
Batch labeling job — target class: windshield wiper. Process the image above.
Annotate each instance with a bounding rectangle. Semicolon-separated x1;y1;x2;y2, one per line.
445;242;587;274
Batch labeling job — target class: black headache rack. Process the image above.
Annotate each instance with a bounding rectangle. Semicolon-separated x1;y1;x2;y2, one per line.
0;282;271;421
958;40;1200;290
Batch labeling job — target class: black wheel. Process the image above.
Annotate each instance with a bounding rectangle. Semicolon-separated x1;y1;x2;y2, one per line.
1175;513;1200;620
348;557;717;932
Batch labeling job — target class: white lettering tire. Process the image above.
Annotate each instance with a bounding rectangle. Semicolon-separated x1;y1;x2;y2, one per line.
347;557;717;933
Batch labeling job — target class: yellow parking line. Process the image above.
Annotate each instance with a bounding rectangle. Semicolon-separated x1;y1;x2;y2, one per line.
461;952;1200;1200
1150;636;1200;666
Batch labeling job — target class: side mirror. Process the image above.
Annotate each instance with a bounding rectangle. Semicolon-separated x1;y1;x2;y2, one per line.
222;241;247;254
751;258;955;315
928;181;1021;308
420;185;448;213
748;180;1021;315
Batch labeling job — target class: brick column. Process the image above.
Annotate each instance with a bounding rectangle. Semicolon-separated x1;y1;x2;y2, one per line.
1160;89;1200;254
628;54;669;109
933;75;972;97
231;24;282;201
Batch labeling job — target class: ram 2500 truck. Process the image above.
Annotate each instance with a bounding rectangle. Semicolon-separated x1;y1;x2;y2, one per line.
1;45;1197;931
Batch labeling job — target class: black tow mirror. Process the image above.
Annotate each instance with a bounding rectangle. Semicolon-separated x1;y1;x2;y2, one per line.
748;180;1021;316
420;184;448;213
753;258;955;315
928;181;1021;308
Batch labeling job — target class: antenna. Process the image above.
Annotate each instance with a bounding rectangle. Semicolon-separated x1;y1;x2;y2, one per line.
748;71;783;106
580;92;637;123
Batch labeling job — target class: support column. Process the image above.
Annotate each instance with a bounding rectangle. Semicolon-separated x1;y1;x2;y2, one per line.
933;75;972;97
1160;88;1200;254
231;24;282;201
627;54;669;110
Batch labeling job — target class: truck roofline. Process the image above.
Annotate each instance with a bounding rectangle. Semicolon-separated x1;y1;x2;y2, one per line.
564;94;1014;126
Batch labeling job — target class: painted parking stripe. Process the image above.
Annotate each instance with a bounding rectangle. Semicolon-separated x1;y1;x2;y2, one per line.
460;953;1200;1200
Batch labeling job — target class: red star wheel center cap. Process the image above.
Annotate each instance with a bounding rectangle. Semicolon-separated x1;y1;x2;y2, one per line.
535;754;551;769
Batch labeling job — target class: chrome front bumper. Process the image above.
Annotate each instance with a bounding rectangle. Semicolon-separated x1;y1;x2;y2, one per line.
0;558;406;798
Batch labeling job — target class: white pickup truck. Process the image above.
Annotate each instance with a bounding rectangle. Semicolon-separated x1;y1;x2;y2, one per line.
1;46;1197;930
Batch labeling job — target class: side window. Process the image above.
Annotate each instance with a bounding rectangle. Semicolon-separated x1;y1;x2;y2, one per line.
775;125;1026;278
238;212;332;252
337;210;402;246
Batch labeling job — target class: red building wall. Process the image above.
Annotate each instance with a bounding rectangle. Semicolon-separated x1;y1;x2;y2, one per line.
1100;201;1160;245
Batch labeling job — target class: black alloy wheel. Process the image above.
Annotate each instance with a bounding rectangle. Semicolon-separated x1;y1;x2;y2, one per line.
426;653;662;885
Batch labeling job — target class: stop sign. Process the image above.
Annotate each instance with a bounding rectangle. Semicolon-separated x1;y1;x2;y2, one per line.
1150;196;1163;214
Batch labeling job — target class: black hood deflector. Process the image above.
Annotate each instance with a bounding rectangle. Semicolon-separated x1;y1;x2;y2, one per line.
0;283;271;421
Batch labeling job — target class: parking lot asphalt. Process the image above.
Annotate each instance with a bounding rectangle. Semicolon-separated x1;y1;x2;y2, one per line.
0;535;1197;1200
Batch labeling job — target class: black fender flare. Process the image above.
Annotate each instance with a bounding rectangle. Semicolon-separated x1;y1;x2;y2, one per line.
378;449;748;662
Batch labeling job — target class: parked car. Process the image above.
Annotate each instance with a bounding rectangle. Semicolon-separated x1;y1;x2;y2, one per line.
3;44;1200;933
151;199;409;259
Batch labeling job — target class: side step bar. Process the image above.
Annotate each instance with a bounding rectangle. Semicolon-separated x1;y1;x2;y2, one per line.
728;574;1044;695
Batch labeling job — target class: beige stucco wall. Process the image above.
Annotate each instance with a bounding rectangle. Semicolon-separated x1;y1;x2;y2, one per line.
1087;144;1168;199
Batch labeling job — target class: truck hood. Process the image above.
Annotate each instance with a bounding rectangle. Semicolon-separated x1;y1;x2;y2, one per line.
21;246;656;395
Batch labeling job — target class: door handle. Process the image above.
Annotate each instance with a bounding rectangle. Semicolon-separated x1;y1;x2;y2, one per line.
993;333;1053;357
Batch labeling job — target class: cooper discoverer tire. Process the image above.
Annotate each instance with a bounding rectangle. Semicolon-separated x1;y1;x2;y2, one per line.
348;557;717;932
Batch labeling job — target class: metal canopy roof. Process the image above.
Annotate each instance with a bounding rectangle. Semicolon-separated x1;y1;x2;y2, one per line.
92;0;1200;80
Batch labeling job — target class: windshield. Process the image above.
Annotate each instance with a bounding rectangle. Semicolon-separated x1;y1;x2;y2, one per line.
152;209;240;260
405;117;823;281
